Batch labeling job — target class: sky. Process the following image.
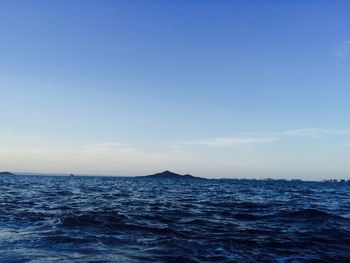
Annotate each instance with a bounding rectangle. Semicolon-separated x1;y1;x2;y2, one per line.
0;1;350;180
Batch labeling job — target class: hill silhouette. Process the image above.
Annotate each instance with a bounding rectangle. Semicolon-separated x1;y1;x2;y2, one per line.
139;170;204;180
0;172;15;176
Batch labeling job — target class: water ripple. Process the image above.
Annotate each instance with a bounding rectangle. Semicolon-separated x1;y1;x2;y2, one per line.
1;175;350;262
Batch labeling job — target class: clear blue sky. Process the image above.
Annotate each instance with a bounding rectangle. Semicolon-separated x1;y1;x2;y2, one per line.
1;1;349;179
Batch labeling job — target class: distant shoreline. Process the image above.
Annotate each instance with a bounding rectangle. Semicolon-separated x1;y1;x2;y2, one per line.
1;171;349;183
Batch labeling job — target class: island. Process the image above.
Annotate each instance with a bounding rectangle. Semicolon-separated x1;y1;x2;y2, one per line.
137;170;205;180
0;171;15;176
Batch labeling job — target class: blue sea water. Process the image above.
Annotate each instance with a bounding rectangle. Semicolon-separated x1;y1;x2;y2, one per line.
0;174;350;262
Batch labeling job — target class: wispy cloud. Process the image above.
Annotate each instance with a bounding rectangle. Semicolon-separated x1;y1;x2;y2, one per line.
82;142;135;153
336;39;350;59
283;128;350;139
0;128;13;133
177;128;350;148
181;136;279;147
340;143;350;147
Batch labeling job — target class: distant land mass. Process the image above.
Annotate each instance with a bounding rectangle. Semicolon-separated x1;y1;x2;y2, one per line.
138;170;205;180
0;172;15;176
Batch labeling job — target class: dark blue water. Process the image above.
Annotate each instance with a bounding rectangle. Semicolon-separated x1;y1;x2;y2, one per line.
1;175;350;262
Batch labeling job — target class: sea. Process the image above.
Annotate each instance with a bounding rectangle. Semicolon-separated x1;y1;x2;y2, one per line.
0;174;350;263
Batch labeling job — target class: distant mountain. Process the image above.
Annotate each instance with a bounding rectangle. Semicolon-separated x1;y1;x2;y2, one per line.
0;171;15;176
138;170;204;180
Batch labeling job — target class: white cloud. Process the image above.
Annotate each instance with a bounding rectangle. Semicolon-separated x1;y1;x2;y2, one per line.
176;128;350;148
336;39;350;59
82;142;135;153
283;128;350;139
181;136;279;147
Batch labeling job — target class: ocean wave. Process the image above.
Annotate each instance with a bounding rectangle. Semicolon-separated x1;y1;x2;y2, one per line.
1;175;350;262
